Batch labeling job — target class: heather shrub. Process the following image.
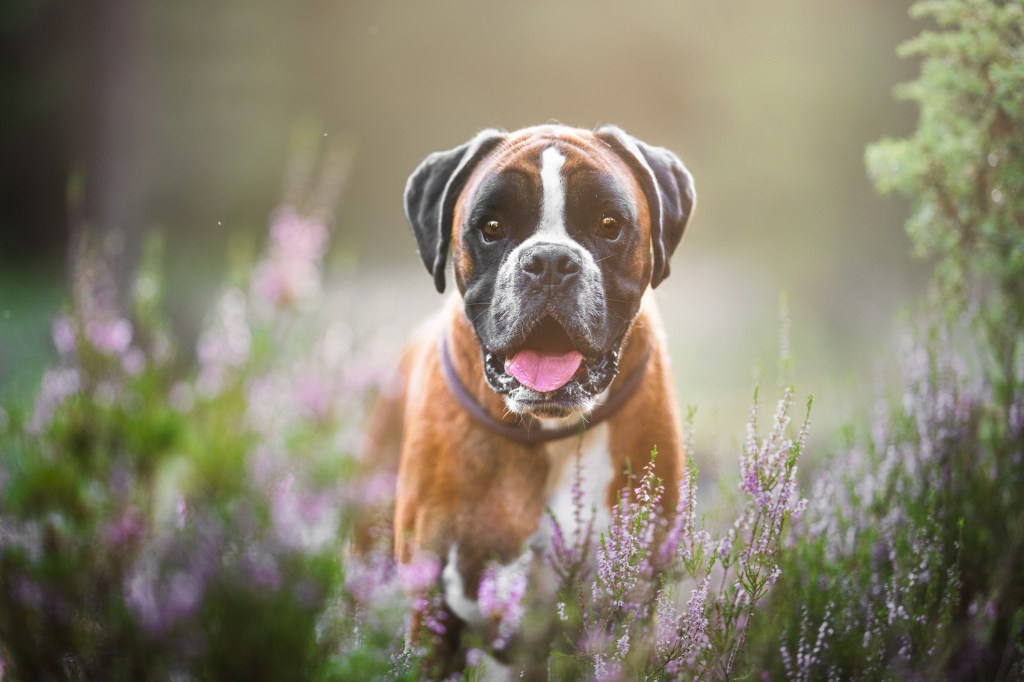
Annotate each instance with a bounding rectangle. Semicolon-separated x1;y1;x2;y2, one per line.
0;154;419;680
748;323;1023;679
746;2;1024;678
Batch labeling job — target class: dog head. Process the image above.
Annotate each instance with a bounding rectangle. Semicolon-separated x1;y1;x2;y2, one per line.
404;124;695;418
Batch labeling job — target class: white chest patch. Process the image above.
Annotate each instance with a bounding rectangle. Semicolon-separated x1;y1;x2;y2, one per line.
536;422;615;553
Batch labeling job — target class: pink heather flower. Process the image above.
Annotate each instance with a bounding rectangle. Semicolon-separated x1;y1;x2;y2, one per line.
165;571;204;622
594;459;664;619
658;467;700;566
174;494;188;530
655;576;709;667
126;564;204;635
478;554;530;649
85;317;133;355
196;289;251;395
592;654;622;682
28;368;80;433
397;553;441;594
422;611;448;636
122;347;146;376
615;632;630;659
243;551;282;592
103;508;144;546
252;206;329;310
355;471;397;508
296;373;332;421
51;314;76;356
716;530;735;561
271;474;339;553
466;648;485;667
14;576;44;607
345;549;398;605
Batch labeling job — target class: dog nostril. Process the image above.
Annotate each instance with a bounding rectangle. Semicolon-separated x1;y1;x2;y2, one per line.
522;252;545;276
557;254;580;275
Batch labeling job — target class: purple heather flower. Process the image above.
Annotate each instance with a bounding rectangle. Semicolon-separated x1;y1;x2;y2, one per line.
121;347;146;376
252;207;329;310
477;554;530;649
103;508;144;546
592;653;622;682
356;471;395;507
164;571;204;623
85;317;133;355
51;314;76;356
421;597;448;637
28;368;80;433
345;549;398;605
14;576;44;608
658;466;702;566
615;632;630;659
655;575;709;669
242;550;282;592
271;474;339;553
594;459;664;619
296;372;332;422
397;553;441;594
174;494;188;530
196;288;251;395
465;648;485;667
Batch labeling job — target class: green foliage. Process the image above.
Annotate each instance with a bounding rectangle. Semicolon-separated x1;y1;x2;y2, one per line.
866;0;1024;390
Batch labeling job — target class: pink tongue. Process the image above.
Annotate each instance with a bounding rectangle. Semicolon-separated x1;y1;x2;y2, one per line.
504;349;585;393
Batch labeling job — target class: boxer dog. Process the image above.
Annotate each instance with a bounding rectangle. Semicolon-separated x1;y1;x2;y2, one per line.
384;124;695;671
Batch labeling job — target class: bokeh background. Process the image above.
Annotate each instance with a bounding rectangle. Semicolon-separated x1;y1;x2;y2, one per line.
1;0;927;457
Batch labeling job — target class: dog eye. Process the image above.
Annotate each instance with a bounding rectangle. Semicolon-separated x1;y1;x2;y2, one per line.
598;215;622;240
481;220;504;242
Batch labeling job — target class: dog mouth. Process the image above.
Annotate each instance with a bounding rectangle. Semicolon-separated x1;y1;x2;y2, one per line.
482;316;622;411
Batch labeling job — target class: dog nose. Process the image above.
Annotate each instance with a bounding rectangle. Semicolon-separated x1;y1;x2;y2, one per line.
520;244;581;287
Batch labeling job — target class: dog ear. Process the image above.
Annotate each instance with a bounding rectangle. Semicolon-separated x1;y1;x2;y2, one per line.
404;129;506;293
595;126;696;288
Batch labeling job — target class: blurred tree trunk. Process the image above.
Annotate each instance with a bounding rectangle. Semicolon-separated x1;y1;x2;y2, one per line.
80;0;155;285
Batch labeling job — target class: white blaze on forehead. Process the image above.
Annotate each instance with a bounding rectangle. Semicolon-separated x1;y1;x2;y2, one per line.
538;146;569;239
